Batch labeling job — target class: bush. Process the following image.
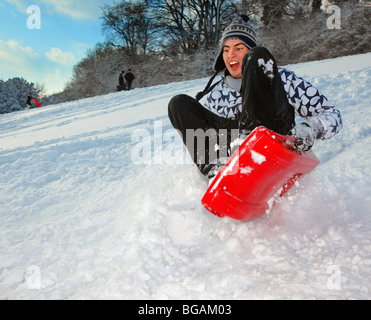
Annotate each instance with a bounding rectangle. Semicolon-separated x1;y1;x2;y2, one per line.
258;1;371;65
0;78;42;114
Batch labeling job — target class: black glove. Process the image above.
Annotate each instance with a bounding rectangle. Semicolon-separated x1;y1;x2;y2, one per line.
290;122;315;152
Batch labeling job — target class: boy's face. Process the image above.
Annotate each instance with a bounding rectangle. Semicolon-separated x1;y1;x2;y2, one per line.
222;38;250;79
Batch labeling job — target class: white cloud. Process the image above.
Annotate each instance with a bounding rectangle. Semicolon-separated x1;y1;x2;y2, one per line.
43;0;102;20
4;0;27;13
0;40;71;94
0;39;39;75
5;0;111;20
45;48;75;65
42;67;70;94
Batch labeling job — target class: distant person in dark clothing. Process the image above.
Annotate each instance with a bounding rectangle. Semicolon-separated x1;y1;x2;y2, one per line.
26;93;33;109
124;69;135;90
118;71;126;91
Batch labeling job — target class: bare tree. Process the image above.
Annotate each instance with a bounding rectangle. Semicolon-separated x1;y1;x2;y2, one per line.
149;0;237;53
311;0;322;12
101;1;154;55
260;0;290;27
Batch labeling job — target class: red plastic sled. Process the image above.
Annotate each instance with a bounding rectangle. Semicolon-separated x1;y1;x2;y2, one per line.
33;98;42;107
201;126;320;220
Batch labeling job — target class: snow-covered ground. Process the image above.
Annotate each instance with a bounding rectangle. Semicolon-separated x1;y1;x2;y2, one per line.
0;52;370;300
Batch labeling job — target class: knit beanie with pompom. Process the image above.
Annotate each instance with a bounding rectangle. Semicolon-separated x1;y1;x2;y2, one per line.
213;15;258;72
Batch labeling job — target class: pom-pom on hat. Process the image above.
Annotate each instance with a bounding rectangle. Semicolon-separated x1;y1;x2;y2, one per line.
213;14;257;72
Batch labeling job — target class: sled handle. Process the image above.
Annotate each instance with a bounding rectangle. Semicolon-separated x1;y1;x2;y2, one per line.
263;128;301;155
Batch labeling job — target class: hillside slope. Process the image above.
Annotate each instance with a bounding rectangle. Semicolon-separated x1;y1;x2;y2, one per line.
0;53;370;299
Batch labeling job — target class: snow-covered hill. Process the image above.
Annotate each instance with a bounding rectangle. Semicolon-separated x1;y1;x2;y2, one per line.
1;53;370;300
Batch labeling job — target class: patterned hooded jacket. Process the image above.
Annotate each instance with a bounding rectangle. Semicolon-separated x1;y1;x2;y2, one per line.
202;68;343;140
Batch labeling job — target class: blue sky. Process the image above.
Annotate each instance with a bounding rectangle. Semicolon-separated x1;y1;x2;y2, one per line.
0;0;113;94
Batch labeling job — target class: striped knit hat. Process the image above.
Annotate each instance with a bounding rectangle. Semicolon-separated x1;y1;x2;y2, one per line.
213;15;257;72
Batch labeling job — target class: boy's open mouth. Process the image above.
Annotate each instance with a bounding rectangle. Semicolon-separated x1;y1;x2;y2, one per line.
229;61;239;71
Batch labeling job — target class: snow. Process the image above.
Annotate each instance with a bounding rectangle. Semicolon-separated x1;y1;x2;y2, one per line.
258;58;274;80
250;150;266;165
1;52;371;300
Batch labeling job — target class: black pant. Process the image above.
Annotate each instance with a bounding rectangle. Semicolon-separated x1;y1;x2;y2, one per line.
168;47;294;176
